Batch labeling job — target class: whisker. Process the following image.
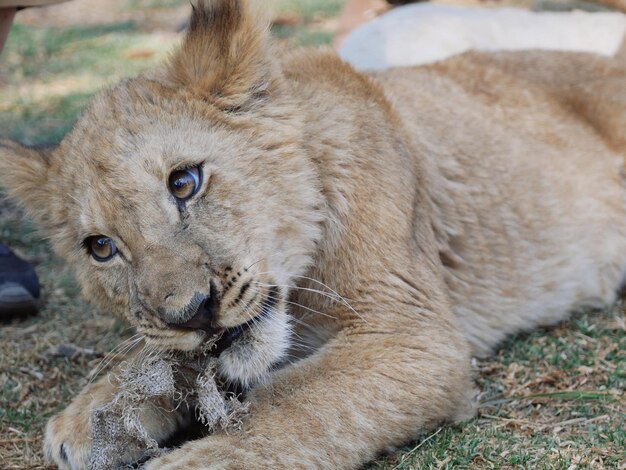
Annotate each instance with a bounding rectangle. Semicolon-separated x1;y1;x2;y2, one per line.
252;270;368;324
253;281;366;323
244;258;266;272
253;283;337;318
267;293;338;321
241;298;258;324
247;284;330;325
286;337;317;353
103;336;143;370
253;272;352;302
285;314;323;332
88;334;143;383
91;333;142;374
254;282;342;303
244;287;321;355
289;274;356;302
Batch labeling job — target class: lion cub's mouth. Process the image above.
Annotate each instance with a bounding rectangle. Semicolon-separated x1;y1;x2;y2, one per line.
213;293;278;353
168;286;279;354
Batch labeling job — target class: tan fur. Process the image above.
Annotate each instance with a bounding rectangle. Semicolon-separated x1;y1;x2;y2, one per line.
1;1;626;468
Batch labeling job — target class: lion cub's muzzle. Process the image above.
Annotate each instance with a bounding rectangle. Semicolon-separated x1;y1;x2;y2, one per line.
170;289;220;335
148;268;283;353
164;283;236;352
164;281;280;353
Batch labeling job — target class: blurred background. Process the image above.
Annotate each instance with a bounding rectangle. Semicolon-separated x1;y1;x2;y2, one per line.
0;0;617;145
0;1;624;469
0;0;348;144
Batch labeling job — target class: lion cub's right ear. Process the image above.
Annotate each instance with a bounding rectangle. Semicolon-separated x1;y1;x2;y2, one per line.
159;0;275;110
0;139;52;226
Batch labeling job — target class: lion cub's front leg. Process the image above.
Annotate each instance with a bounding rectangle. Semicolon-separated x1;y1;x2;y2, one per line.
145;295;476;469
44;371;189;470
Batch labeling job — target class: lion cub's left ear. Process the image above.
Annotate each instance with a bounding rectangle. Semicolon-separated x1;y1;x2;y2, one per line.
158;0;276;110
0;139;52;226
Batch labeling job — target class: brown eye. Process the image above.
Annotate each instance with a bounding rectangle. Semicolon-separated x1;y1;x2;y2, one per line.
168;166;202;202
85;236;117;262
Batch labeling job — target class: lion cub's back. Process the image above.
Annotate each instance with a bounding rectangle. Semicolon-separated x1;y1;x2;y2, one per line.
374;50;626;354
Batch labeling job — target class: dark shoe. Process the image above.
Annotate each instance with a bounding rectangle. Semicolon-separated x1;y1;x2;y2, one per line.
0;243;40;319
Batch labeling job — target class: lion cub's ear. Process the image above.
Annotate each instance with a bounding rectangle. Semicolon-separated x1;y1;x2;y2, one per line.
0;139;52;225
160;0;275;110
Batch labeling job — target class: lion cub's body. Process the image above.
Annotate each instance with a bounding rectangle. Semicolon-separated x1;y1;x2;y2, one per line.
379;51;626;353
2;2;626;468
285;47;626;357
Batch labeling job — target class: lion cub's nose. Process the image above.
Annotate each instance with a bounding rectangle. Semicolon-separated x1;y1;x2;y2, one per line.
174;288;220;334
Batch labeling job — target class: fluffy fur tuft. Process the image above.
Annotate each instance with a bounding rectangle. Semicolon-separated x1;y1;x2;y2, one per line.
158;0;274;110
0;140;51;226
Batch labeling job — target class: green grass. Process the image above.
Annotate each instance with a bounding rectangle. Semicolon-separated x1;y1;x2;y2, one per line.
0;91;93;145
3;22;137;78
274;0;344;20
272;0;339;47
271;25;334;47
0;0;336;146
123;0;183;9
0;1;625;469
0;21;178;145
369;308;626;469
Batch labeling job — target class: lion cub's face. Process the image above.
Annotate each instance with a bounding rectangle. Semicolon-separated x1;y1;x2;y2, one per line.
0;2;323;385
0;1;323;383
55;79;321;384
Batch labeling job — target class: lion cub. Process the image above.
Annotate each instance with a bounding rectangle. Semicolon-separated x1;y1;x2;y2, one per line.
1;0;625;468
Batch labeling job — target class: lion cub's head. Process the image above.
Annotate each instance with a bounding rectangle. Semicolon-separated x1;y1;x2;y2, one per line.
0;0;323;386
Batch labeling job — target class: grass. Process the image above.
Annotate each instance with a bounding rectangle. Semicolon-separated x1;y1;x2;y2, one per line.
272;0;340;47
274;0;344;20
0;1;624;469
0;19;179;145
368;306;625;469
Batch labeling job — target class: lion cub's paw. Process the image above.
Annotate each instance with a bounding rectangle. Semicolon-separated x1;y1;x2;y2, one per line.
44;387;99;470
44;380;188;470
43;380;142;470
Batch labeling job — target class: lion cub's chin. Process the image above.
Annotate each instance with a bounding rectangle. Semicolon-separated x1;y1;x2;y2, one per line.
141;310;292;387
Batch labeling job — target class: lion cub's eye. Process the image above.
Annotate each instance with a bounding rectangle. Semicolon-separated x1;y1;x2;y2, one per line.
85;236;118;262
168;166;202;202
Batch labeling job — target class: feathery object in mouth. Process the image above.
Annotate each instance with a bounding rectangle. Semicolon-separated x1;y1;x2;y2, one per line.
89;348;248;470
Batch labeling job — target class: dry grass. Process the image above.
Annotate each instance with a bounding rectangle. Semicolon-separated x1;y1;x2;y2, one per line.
0;1;624;469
